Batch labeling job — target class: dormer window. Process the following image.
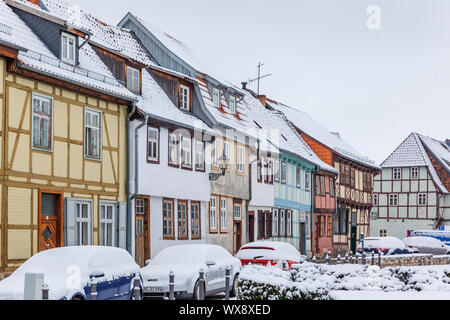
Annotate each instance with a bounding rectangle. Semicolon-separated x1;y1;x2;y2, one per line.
61;33;76;65
127;66;141;94
212;88;220;107
229;96;236;114
179;85;190;111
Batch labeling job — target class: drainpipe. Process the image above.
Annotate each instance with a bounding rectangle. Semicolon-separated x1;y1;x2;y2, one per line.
311;167;319;257
246;139;259;243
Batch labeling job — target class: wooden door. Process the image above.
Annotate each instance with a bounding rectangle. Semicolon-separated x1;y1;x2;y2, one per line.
248;212;255;243
314;215;320;255
135;197;150;267
38;191;63;252
233;221;242;255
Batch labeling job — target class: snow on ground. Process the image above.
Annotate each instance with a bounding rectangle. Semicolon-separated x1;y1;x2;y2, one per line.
330;291;450;300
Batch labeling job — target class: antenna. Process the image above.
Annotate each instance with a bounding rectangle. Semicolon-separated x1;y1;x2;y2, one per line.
248;62;272;95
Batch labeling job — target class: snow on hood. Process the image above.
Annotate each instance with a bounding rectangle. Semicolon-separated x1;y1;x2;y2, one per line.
236;241;305;262
0;246;139;300
403;237;445;248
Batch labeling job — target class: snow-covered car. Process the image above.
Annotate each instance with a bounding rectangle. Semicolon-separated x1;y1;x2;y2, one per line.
235;241;306;269
357;237;413;255
403;236;449;255
141;244;241;300
0;246;142;300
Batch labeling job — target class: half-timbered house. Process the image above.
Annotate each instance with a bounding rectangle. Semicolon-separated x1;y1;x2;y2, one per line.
372;133;450;239
0;0;135;276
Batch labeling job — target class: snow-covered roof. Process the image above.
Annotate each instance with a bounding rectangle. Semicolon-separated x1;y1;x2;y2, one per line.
418;134;450;174
266;100;378;169
381;133;448;194
1;0;136;100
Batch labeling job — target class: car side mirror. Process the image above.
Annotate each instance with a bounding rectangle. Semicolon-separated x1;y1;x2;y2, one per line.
206;260;216;267
89;270;105;279
145;259;151;266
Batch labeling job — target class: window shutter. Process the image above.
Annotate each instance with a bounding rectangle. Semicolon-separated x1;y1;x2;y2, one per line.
117;202;127;249
64;198;77;246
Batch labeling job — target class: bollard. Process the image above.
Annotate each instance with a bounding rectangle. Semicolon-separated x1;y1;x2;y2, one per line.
90;280;97;300
169;271;175;300
225;265;231;301
133;278;141;300
337;254;341;264
312;256;316;263
41;284;49;300
371;252;375;265
378;252;382;267
350;254;353;264
356;255;359;265
326;252;330;265
345;253;349;264
198;269;205;300
361;233;366;265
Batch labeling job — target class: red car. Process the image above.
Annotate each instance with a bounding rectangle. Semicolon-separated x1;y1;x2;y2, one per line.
236;241;305;270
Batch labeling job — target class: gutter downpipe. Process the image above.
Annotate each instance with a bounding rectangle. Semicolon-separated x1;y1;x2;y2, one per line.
311;167;319;258
246;139;259;244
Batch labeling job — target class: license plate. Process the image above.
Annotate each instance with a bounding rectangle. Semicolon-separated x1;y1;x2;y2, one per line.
145;287;164;293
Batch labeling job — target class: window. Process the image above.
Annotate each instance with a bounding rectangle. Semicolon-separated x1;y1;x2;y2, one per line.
61;32;75;64
281;162;287;184
275;160;280;182
212;140;219;166
223;141;229;161
177;200;188;240
363;173;372;192
229;95;236;114
195;140;205;171
345;166;350;185
327;216;333;237
147;126;159;163
305;172;311;191
380;229;387;237
257;160;262;183
127;66;140;94
212;88;220;107
163;199;174;239
418;193;427;205
272;209;279;236
319;215;325;237
296;168;301;188
330;178;335;197
320;176;326;196
316;176;321;195
268;161;273;184
237;146;244;173
286;210;292;237
168;132;179;166
263;161;268;183
393;168;402;180
179;85;190;111
234;203;241;220
373;194;378;206
32;93;52;151
389;194;398;206
99;202;115;247
280;209;286;236
76;201;91;246
210;197;217;231
220;198;227;231
84;108;102;160
411;167;419;180
181;134;192;169
191;202;201;240
350;168;356;187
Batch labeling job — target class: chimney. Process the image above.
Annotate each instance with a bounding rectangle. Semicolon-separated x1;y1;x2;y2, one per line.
257;95;267;108
241;82;248;90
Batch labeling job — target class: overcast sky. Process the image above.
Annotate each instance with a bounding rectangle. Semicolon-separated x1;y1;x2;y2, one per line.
69;0;449;164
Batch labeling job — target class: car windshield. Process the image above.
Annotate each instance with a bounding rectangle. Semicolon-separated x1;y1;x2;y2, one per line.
149;246;206;266
237;247;275;260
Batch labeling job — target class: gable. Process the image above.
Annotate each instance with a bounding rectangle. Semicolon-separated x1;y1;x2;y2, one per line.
381;133;427;168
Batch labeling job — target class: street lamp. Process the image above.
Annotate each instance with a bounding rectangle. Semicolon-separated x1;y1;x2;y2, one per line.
209;154;229;181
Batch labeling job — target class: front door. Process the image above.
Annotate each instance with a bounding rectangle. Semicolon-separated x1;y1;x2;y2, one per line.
135;197;150;267
299;223;306;255
248;212;254;243
233;221;242;255
350;226;357;254
38;191;63;252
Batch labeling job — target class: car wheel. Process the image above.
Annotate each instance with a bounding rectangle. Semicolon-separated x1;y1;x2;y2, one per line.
72;295;84;301
192;280;205;300
230;274;239;298
130;287;143;300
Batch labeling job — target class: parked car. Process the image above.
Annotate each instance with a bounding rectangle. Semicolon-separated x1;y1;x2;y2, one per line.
0;246;142;300
403;236;450;255
141;244;241;300
235;241;306;269
357;237;413;255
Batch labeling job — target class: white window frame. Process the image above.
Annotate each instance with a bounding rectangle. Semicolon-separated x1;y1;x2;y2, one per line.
75;200;92;246
393;168;402;180
280;209;286;237
61;32;76;65
147;126;159;162
234;204;241;220
305;171;311;191
237;146;244;173
229;95;236;114
31;92;53;152
168;131;179;166
418;193;427;206
181;134;192;169
195;139;205;171
210;196;217;230
272;209;279;236
281;162;287;184
212;140;219;166
411;167;419;180
212;88;220;107
127;66;140;94
223;141;229;161
296;168;301;188
275;160;280;182
84;107;102;161
220;198;227;231
389;194;398;206
179;85;190;111
99;201;116;247
287;210;293;237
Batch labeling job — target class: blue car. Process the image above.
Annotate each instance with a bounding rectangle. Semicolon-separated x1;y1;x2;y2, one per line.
0;246;143;300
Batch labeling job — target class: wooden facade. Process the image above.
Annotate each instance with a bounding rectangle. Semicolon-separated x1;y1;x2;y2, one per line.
0;56;128;275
